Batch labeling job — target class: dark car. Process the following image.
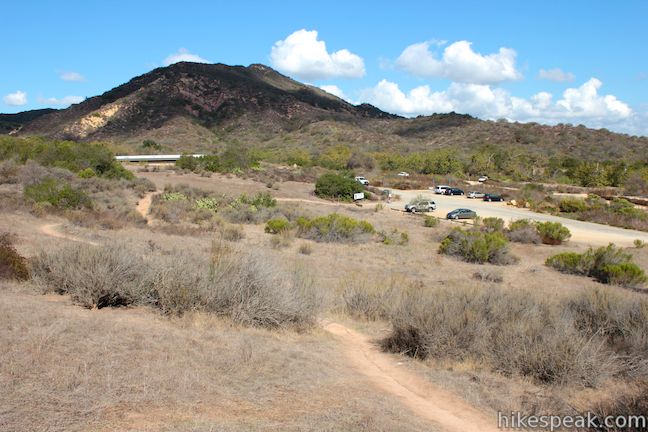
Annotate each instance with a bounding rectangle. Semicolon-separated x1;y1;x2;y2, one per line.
446;208;477;219
483;193;504;202
443;188;464;196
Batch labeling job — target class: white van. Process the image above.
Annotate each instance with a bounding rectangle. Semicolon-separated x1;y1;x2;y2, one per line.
434;185;450;194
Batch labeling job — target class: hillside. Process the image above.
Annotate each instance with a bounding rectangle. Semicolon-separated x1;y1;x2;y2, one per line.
0;109;58;134
12;62;648;161
20;62;395;145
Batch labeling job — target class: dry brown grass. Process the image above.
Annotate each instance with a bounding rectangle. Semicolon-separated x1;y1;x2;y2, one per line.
0;287;437;432
5;167;648;428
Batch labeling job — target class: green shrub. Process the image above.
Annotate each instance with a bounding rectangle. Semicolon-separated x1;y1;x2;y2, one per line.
546;244;647;287
508;219;533;231
558;197;589;213
314;173;363;201
481;217;505;233
198;155;221;172
423;215;439;228
175;154;198;171
439;229;517;265
545;252;588;275
24;178;91;209
162;191;187;201
265;218;291;234
0;233;29;281
535;221;571;245
142;139;161;150
237;191;276;208
599;263;648;287
296;213;374;243
77;168;96;179
0;137;132;180
195;197;219;211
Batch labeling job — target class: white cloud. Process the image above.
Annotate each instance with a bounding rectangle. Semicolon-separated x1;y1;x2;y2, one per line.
538;68;575;82
395;40;522;84
37;95;84;107
360;77;636;132
319;84;347;100
164;48;210;66
60;71;85;82
270;29;365;80
3;91;27;106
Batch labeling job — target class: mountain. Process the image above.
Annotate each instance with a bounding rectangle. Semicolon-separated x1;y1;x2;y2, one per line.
20;62;395;143
12;62;648;161
0;109;58;134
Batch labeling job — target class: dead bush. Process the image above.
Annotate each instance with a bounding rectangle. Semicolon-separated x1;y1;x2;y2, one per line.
298;243;313;255
472;268;503;283
32;241;321;329
32;242;150;308
269;231;293;249
0;233;30;281
506;219;542;244
342;280;397;321
0;160;20;184
221;225;245;242
382;284;627;387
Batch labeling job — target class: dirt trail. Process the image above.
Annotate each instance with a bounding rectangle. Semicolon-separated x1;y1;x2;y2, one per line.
324;322;498;432
136;192;158;224
40;223;98;245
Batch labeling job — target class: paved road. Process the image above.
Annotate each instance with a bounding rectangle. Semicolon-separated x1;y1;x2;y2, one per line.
391;189;648;247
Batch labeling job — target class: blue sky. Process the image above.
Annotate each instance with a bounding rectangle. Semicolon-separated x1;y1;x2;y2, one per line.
2;0;647;135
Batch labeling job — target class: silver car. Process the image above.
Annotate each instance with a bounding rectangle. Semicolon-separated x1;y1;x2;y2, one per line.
467;191;485;199
405;200;436;213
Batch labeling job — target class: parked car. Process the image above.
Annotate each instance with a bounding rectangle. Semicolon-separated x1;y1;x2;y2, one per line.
478;175;489;182
467;191;485;199
443;188;464;196
354;176;369;186
405;199;436;213
397;171;410;177
434;185;450;194
446;208;477;219
483;193;504;202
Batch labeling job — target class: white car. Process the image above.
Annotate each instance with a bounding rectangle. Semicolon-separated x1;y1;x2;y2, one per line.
478;175;489;182
468;191;485;199
397;172;410;177
434;185;450;194
355;176;369;186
